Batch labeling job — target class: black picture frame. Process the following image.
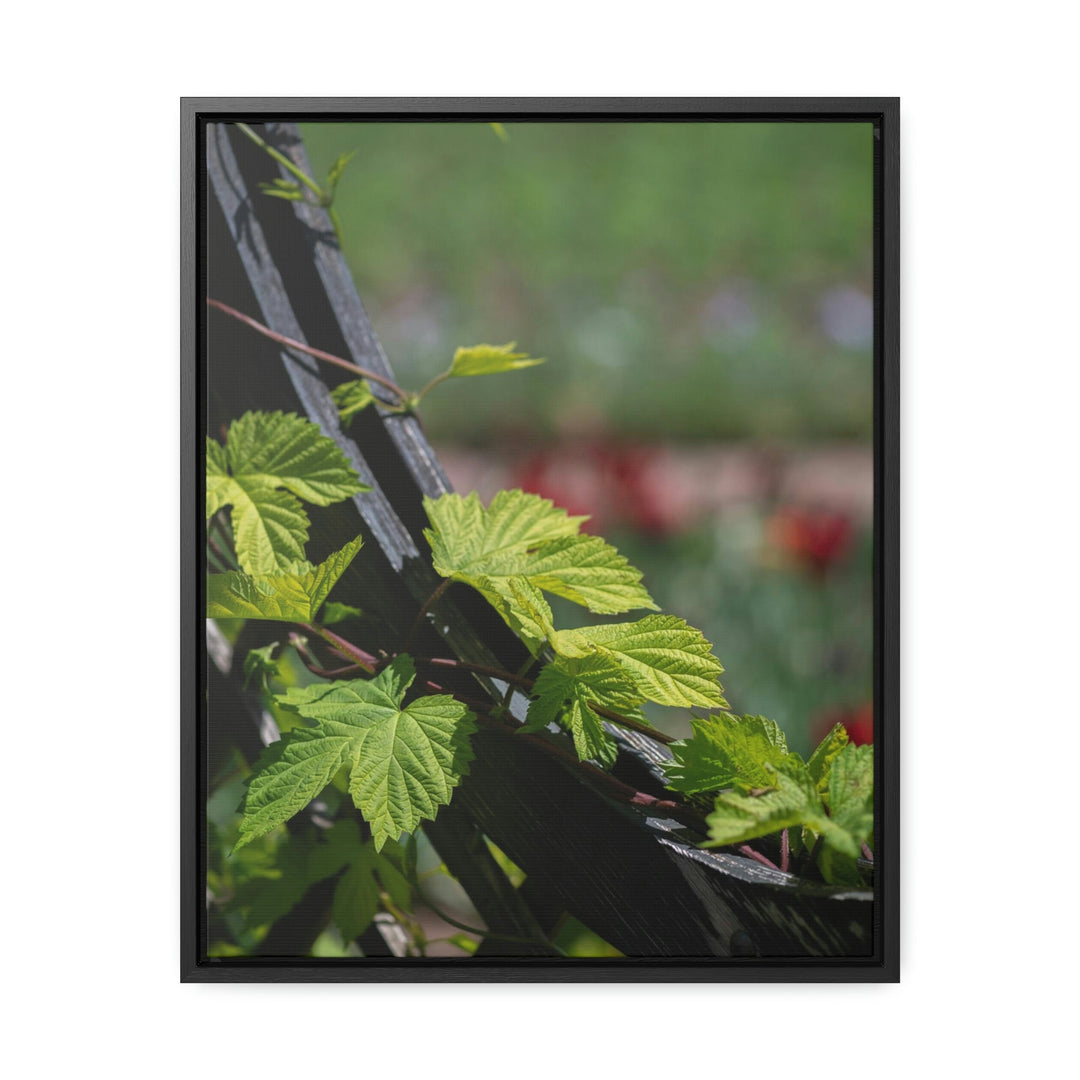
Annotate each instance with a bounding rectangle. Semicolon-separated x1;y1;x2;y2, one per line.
181;97;899;983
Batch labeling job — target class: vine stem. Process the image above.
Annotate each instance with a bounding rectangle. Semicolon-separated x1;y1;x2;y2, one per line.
297;623;378;674
234;122;347;248
205;297;410;405
407;648;675;746
205;530;230;570
414;889;566;955
401;578;451;652
412;656;534;686
235;122;325;199
585;702;676;746
460;703;709;833
737;845;781;871
415;369;453;403
289;634;366;679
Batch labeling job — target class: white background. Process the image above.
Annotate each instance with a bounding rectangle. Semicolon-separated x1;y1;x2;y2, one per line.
3;2;1076;1076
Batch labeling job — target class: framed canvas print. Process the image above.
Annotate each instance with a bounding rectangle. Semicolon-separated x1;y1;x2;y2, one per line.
181;98;899;982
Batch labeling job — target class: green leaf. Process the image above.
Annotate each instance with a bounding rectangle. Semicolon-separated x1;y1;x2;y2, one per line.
828;743;874;851
243;642;281;690
703;748;874;885
225;410;365;506
241;835;321;931
206;438;230;517
331;379;375;426
235;730;352;851
326;149;358;193
321;601;364;626
664;713;788;795
208;411;367;575
238;656;476;852
514;535;658;615
807;722;850;798
704;758;834;849
259;178;303;200
373;853;412;910
307;817;364;879
473;576;555;655
228;483;311;573
523;654;645;765
423;490;656;647
348;689;477;851
445;933;479;954
448;342;544;377
235;818;367;933
333;849;380;942
425;490;587;575
206;536;363;622
553;614;726;709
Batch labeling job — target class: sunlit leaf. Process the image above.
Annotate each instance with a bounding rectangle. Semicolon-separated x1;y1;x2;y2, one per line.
207;411;366;574
206;537;363;622
237;656;476;852
331;379;375;426
664;713;787;795
449;342;544;378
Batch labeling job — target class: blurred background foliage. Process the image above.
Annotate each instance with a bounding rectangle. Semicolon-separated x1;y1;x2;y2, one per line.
301;120;875;757
302;121;873;444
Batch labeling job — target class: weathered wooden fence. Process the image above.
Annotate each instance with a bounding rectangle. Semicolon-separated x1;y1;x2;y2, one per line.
199;120;876;974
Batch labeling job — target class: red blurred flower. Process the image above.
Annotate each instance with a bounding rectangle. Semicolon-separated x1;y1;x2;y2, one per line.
812;702;873;747
766;505;853;576
514;440;688;538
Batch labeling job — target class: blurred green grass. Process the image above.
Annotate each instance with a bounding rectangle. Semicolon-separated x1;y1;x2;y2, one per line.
300;121;874;443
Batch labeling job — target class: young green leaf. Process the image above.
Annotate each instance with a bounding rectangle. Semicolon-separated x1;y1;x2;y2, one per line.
703;749;874;885
423;490;656;647
207;411;367;575
332;848;380;942
240;834;330;931
828;743;874;845
553;615;726;709
259;179;304;201
331;379;375;426
326;149;358;194
425;490;587;573
373;851;413;911
306;817;365;880
445;933;479;954
243;642;281;690
473;575;556;654
321;601;364;626
663;713;788;795
448;342;544;378
234;819;396;942
237;656;476;852
523;654;646;765
206;536;363;623
206;437;229;515
704;757;836;850
807;722;850;797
